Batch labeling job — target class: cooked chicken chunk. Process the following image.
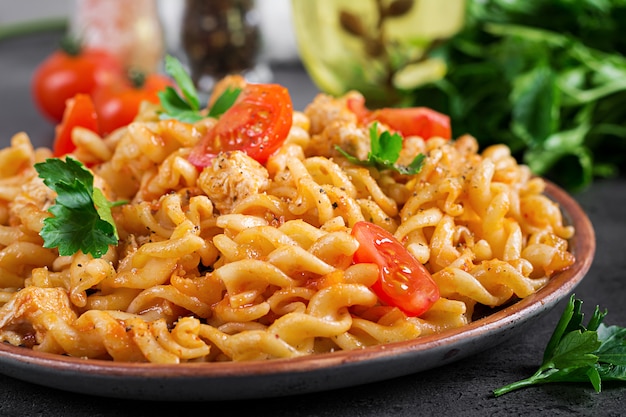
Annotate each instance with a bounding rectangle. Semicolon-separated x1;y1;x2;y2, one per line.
198;151;269;213
9;174;55;233
0;287;76;348
303;92;370;160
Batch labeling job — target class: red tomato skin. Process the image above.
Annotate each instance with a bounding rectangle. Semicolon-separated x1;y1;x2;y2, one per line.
32;48;121;122
53;94;99;156
93;74;172;135
346;95;370;121
351;221;439;317
346;95;451;140
370;107;451;140
189;83;293;168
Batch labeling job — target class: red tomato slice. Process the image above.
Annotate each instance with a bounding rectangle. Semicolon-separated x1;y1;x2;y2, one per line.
53;94;99;156
347;95;451;140
351;221;439;317
370;107;451;140
188;83;293;168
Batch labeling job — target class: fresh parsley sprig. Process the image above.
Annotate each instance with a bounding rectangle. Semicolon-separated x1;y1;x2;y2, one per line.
494;295;626;397
34;157;126;258
157;55;241;122
335;122;425;175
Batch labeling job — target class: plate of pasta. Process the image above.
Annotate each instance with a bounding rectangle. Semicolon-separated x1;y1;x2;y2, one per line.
0;77;594;401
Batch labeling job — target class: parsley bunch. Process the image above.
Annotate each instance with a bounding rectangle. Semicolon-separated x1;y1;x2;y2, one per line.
35;157;125;258
336;122;425;175
494;295;626;396
409;0;626;191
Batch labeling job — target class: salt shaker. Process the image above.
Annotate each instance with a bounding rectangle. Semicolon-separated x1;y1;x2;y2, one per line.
70;0;165;73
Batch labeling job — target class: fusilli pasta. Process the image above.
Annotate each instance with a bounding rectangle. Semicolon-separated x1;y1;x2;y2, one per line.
0;82;575;363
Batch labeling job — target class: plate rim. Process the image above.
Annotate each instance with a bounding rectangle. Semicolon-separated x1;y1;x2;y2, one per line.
0;180;596;399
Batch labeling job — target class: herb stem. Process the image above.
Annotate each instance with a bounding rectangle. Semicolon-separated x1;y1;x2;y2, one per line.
493;378;535;397
494;364;566;397
493;368;547;397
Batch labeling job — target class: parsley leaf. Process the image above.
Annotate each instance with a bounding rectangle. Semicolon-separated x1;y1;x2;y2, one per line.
34;157;125;258
208;86;241;118
493;295;626;397
158;55;203;123
158;55;241;122
335;122;425;175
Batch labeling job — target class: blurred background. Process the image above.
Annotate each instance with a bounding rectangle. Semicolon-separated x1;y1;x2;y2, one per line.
0;0;301;68
1;0;625;192
0;0;69;24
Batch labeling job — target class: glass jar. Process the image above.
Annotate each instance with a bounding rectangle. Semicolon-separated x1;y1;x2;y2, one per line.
181;0;271;92
70;0;164;73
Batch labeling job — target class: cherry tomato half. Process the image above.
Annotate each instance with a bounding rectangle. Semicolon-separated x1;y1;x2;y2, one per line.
53;94;99;157
93;72;173;135
351;221;439;317
32;42;122;122
347;95;451;140
188;83;293;168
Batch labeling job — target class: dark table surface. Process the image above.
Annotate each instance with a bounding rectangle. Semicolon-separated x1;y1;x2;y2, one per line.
0;31;625;417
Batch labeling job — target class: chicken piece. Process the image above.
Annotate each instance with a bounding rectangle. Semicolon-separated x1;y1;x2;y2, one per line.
304;93;359;136
0;287;76;348
198;151;269;213
303;92;370;159
308;120;370;160
9;174;56;233
396;136;427;167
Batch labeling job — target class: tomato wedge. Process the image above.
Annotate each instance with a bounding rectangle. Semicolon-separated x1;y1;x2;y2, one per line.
53;94;99;156
347;95;451;140
351;221;439;317
188;83;293;168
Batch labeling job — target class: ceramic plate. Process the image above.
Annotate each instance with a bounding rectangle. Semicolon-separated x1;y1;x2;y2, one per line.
0;181;595;401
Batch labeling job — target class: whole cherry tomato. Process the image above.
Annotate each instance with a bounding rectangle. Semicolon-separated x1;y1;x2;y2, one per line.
351;221;439;317
93;71;173;135
188;83;293;168
53;94;99;157
32;39;122;122
347;95;451;140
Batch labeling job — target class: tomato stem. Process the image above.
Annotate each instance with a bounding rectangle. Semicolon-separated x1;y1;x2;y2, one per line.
59;36;83;57
127;68;147;89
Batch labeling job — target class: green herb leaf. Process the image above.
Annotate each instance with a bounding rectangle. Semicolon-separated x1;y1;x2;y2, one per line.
158;55;242;123
208;86;242;118
34;157;124;258
158;55;204;124
35;156;93;191
596;325;626;365
164;55;200;111
494;295;626;397
548;330;600;370
157;54;202;122
158;86;204;123
408;0;626;191
336;122;425;175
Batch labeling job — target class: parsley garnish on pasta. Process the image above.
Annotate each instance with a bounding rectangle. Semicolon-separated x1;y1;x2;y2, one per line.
494;295;626;397
34;157;125;258
336;122;425;175
158;55;241;122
